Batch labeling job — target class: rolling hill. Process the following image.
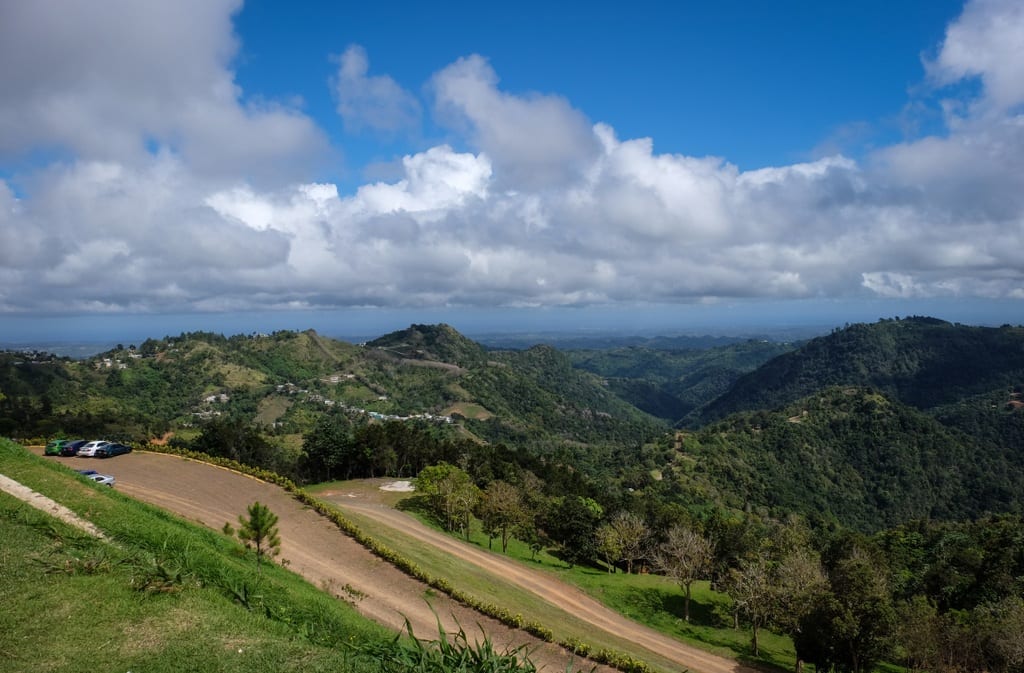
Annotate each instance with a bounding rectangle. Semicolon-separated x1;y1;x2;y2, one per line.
661;386;1023;531
0;325;665;461
694;317;1024;424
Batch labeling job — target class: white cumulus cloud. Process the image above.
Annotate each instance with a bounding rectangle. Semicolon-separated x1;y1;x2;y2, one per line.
0;0;325;183
2;0;1024;318
431;55;602;190
334;44;422;135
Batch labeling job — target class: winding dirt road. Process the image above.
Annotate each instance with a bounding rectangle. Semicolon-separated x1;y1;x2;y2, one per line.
34;449;756;673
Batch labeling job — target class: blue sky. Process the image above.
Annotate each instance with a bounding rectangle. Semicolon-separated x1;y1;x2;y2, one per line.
1;0;1023;343
234;0;963;175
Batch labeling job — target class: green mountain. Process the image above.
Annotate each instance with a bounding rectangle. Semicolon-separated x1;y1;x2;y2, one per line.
1;326;664;462
695;317;1024;424
662;386;1023;532
367;323;489;368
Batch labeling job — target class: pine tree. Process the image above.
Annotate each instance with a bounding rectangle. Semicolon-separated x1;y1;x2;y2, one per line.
237;501;281;572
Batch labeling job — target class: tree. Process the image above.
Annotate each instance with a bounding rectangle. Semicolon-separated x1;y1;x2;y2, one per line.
796;549;896;673
973;595;1024;673
654;524;713;622
546;496;603;568
237;501;281;573
896;596;943;673
726;552;774;656
194;417;276;469
596;522;624;573
415;462;480;539
773;548;828;672
302;411;355;481
477;480;525;552
607;511;650;574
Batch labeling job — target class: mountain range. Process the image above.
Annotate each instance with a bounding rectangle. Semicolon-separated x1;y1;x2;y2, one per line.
2;316;1023;531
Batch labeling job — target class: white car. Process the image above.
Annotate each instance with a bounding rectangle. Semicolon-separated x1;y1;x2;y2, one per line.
77;440;111;457
88;473;115;487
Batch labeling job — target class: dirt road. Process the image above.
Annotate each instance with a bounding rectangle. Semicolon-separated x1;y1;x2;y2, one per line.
35;450;755;673
326;488;759;673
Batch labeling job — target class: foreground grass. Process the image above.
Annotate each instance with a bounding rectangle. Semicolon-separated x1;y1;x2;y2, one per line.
0;441;540;673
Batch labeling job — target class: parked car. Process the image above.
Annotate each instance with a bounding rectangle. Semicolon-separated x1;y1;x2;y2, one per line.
88;473;115;487
76;469;98;476
77;440;111;457
60;439;89;456
95;443;132;458
44;439;74;456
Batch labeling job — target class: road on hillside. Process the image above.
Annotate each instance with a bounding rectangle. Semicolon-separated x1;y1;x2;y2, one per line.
36;449;757;673
325;489;761;673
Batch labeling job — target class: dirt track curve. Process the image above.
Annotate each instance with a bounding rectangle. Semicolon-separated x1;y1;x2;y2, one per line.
36;449;757;673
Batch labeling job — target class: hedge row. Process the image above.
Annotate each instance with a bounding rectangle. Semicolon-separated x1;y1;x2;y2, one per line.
142;444;651;673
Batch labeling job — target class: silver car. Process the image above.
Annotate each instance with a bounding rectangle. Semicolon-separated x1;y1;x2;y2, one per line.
77;440;111;457
88;473;115;487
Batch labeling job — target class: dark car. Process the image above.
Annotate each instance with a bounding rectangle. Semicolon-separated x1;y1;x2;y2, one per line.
60;439;89;456
95;442;132;458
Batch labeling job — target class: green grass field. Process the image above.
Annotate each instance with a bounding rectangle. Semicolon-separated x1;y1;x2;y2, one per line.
0;440;389;673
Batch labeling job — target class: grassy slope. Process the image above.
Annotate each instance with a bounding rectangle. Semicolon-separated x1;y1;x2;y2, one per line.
311;481;795;672
1;435;793;673
0;439;389;673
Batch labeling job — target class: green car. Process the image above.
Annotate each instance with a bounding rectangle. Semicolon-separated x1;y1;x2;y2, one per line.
44;439;71;456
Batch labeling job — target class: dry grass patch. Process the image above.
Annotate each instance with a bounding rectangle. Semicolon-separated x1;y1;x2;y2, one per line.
256;395;292;425
443;402;494;421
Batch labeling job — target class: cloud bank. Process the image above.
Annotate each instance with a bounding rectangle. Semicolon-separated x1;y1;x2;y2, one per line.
1;0;1022;316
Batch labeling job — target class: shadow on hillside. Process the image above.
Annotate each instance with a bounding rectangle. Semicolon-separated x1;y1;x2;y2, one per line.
628;586;722;628
395;495;447;529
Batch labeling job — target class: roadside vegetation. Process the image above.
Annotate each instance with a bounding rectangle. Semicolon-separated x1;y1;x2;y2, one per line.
330;485;797;671
331;473;1024;673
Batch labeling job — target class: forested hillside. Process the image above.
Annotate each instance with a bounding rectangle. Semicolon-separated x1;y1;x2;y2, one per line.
0;325;664;474
659;387;1023;531
696;317;1024;424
